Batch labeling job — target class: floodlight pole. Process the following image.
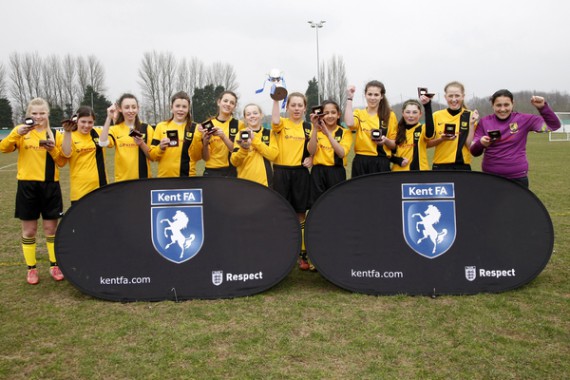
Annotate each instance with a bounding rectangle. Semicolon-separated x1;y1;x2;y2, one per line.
308;20;326;104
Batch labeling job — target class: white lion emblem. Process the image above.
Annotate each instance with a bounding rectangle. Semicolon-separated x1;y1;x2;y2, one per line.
412;205;448;254
160;210;196;259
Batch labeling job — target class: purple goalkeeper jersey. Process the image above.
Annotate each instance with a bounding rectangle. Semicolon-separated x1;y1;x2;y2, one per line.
470;103;560;179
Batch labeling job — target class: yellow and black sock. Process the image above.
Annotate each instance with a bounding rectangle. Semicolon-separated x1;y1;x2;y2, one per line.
46;235;57;266
22;236;37;268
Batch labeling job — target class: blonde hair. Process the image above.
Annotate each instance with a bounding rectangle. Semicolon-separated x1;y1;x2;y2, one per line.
242;103;264;129
444;81;468;109
26;98;54;140
26;98;50;118
444;81;465;94
286;92;307;107
242;103;263;117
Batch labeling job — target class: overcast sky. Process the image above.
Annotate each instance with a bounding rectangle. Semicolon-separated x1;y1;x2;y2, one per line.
2;0;569;114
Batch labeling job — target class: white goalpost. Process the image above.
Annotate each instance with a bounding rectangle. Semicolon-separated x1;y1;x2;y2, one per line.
550;112;570;142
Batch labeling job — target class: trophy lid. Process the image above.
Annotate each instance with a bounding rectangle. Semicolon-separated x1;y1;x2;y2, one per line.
269;68;282;79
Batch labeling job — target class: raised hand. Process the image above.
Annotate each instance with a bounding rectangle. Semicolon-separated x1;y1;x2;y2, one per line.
530;96;545;109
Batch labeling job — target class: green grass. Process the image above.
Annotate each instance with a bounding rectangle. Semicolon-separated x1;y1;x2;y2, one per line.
0;134;568;379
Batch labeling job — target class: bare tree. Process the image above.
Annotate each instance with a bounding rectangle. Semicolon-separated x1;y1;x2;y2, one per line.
177;56;207;97
62;54;77;111
207;61;238;92
177;57;190;95
220;63;238;92
22;52;42;99
76;55;106;103
140;53;239;123
190;57;207;90
9;52;27;118
76;56;88;102
324;55;348;108
43;55;66;110
0;62;7;98
86;55;106;93
7;52;107;119
41;55;56;106
139;51;181;123
177;57;208;119
138;51;161;124
158;51;177;121
206;62;222;88
9;52;43;118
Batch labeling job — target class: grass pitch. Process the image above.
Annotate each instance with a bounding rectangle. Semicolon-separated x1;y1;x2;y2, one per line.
0;134;568;379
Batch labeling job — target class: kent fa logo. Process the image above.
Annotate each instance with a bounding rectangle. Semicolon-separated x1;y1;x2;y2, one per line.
150;189;204;264
402;183;456;259
465;266;476;281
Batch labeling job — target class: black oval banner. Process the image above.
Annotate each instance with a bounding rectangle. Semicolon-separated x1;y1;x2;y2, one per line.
55;178;300;301
305;171;554;295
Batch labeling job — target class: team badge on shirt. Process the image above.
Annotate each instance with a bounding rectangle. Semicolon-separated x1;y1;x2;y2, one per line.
401;183;456;259
509;123;519;134
150;189;204;264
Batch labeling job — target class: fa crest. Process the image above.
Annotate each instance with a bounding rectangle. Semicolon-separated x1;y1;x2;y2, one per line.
465;266;476;281
151;190;204;264
212;271;223;286
402;183;456;259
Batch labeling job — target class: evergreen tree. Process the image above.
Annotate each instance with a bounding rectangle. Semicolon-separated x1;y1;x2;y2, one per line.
49;104;64;128
305;77;318;120
192;84;225;122
80;86;112;125
0;98;14;129
64;103;73;119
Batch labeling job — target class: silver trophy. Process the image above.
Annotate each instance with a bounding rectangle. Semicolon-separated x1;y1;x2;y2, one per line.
268;69;288;101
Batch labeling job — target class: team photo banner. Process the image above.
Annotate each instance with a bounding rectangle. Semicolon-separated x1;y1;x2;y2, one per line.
55;177;300;301
305;171;554;295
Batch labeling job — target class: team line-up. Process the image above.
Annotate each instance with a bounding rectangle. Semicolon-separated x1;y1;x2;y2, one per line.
0;80;561;284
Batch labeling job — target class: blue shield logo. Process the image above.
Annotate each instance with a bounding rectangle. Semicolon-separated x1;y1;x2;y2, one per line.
150;189;204;264
402;201;456;259
401;183;456;259
151;206;204;264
